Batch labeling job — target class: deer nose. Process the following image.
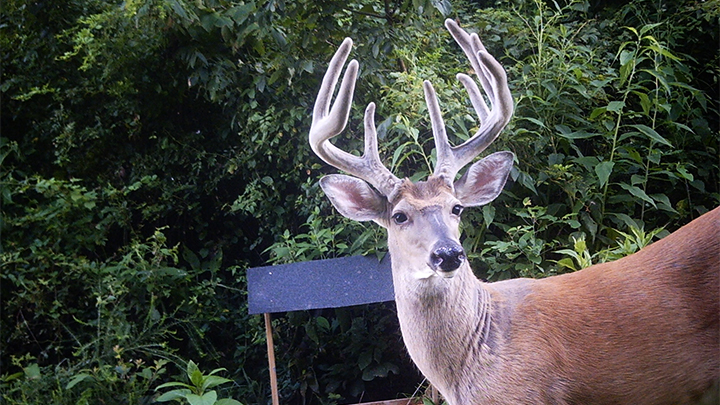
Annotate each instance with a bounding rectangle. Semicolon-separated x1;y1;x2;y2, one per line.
430;242;466;273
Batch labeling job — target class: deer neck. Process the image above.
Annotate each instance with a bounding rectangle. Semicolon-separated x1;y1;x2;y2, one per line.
390;259;495;398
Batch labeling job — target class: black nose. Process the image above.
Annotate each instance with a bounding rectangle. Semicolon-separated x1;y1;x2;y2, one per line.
430;243;466;272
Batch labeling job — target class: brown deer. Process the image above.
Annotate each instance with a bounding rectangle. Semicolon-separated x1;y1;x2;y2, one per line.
309;19;720;405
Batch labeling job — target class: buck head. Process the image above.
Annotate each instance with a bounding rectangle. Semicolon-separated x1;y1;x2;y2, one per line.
310;20;514;281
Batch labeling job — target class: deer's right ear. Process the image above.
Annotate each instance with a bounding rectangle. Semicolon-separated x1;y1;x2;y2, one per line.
319;174;387;222
454;151;514;207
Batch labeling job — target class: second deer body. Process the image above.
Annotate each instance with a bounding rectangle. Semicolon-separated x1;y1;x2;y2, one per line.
309;19;719;404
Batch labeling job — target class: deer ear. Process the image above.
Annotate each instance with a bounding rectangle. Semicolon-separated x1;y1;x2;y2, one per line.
454;151;514;207
319;174;387;222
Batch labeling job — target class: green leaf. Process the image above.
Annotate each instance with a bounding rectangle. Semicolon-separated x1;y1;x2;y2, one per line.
595;161;614;188
156;381;193;390
650;193;677;213
517;171;537;194
629;124;672;147
606;101;625;113
390;142;410;169
156;389;192;402
589;107;607;120
207;367;228;376
2;371;24;383
187;391;218;405
23;363;41;379
167;0;194;22
188;362;204;388
519;116;545;128
619;183;656;208
299;60;314;73
316;316;330;331
632;91;652;115
555;125;599;140
358;350;372;370
361;362;398;381
676;165;694;181
556;257;578;271
639;23;663;36
65;373;92;389
215;399;244;405
201;375;232;391
232;3;255;21
482;205;495;228
624;147;643;164
305;322;319;344
183;246;201;269
430;0;452;15
639;68;671;93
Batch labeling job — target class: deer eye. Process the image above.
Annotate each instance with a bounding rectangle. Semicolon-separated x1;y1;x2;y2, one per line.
451;204;464;216
392;212;408;224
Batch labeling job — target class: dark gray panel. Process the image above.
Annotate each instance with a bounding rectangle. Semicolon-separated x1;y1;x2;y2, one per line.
247;255;394;314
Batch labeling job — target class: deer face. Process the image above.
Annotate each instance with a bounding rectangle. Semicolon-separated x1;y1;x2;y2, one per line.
386;178;465;280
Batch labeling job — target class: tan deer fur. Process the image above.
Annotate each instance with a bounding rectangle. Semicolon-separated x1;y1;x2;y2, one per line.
388;181;719;405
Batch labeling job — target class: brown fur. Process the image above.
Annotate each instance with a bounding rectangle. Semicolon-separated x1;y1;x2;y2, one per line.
387;179;719;405
392;177;452;206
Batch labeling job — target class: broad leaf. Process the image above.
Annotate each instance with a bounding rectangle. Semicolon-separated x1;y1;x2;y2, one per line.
629;124;672;147
201;375;233;391
215;399;244;405
156;389;192;402
619;183;656;208
155;381;193;390
187;391;218;405
595;161;614;188
65;373;92;389
607;101;625;113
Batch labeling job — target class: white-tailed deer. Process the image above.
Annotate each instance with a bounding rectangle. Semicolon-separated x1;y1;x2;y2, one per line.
309;19;719;405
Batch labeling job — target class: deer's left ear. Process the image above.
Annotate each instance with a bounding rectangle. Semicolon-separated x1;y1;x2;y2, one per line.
319;174;387;222
454;151;514;207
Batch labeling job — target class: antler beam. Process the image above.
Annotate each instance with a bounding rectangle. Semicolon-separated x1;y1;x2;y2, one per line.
426;19;514;183
309;38;400;198
310;20;513;197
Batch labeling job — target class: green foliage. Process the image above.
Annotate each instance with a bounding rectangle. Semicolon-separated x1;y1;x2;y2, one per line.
0;354;168;404
267;304;413;404
464;0;718;279
1;0;717;403
155;360;243;405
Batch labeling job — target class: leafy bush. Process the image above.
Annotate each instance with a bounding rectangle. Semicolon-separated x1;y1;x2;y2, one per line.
1;0;717;404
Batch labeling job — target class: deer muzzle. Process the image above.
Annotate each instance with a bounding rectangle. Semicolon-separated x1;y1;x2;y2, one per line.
430;241;466;276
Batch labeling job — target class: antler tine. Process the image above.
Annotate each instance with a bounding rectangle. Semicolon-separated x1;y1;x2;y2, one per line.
428;19;514;181
309;38;400;197
423;80;454;181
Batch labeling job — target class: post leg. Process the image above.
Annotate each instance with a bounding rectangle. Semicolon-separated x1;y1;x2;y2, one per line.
264;313;280;405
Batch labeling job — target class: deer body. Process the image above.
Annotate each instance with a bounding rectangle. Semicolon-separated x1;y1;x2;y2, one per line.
392;195;719;405
308;19;719;404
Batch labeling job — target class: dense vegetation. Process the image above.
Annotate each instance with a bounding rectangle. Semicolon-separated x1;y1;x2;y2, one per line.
1;0;717;403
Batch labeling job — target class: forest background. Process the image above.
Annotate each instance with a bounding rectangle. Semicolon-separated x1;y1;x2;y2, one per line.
1;0;718;404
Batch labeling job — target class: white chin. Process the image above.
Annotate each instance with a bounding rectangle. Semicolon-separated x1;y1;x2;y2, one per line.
413;267;438;280
412;268;458;280
440;270;458;279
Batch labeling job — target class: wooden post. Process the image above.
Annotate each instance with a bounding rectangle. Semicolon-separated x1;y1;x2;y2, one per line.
264;313;280;405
